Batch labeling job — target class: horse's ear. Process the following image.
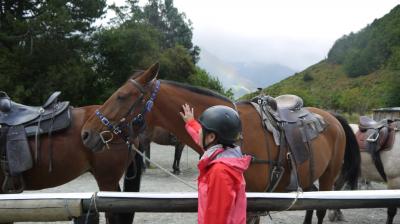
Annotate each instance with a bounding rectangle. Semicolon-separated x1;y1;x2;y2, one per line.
140;62;159;84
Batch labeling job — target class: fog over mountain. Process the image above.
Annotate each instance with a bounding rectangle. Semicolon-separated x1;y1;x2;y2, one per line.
198;49;296;98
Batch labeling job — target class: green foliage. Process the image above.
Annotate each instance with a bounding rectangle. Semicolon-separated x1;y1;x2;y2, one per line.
131;0;199;63
159;45;195;82
188;67;233;99
242;61;399;114
327;5;400;77
303;72;313;82
93;23;161;88
0;0;107;105
0;0;227;105
94;0;225;98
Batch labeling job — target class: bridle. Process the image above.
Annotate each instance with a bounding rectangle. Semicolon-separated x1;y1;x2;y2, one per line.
95;79;161;148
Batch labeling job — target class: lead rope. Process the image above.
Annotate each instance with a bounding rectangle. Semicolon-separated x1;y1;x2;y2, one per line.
248;187;303;223
129;143;198;190
84;192;99;224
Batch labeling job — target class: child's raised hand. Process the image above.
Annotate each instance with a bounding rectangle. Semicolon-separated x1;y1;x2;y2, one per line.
180;103;194;122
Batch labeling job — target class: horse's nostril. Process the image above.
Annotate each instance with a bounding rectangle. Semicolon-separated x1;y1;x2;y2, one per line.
81;130;90;142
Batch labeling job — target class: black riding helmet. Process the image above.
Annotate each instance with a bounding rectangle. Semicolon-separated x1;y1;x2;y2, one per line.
199;105;242;147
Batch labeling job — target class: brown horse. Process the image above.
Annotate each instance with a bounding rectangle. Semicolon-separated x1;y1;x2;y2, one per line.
139;126;186;174
0;105;142;224
81;63;360;224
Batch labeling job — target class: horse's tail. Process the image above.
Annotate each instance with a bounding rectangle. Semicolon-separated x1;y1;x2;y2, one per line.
333;113;361;190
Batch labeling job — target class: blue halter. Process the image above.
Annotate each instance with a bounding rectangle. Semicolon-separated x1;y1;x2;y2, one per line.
95;79;161;143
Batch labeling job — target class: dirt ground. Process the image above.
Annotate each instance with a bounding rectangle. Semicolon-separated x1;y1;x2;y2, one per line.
20;143;393;224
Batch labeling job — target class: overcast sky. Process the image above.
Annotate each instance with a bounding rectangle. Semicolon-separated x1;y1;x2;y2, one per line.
110;0;399;70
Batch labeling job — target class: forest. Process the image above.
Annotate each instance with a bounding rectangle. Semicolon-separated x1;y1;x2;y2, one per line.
0;0;232;106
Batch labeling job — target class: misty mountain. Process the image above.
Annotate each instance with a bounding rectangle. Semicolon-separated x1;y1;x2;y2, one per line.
197;49;296;98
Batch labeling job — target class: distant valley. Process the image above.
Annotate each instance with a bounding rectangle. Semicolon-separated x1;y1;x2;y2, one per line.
197;49;296;98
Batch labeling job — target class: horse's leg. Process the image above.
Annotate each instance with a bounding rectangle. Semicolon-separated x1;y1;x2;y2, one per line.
328;176;347;222
92;170;130;224
386;178;400;224
120;153;144;224
73;177;100;224
386;207;397;224
316;172;339;224
246;214;260;224
172;143;184;174
303;184;318;224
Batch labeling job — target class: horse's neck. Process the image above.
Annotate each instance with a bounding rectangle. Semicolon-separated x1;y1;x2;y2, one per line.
150;84;233;151
72;105;99;125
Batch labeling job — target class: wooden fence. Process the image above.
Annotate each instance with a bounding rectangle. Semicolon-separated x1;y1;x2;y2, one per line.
1;190;400;222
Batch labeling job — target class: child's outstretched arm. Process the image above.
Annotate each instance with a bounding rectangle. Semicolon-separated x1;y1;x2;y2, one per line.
180;103;201;145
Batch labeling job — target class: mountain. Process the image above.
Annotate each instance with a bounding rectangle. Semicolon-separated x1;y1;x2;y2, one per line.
242;5;400;114
197;49;295;98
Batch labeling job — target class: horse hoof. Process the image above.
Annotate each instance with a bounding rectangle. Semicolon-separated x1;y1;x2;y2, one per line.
328;210;345;222
172;169;181;175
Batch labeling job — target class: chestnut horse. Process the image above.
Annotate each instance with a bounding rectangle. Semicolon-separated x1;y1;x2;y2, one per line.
0;105;142;224
139;126;185;174
81;63;360;224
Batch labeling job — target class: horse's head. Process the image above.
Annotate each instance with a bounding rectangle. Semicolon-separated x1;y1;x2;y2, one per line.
81;63;160;152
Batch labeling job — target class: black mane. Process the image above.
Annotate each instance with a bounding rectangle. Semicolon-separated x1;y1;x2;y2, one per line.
161;80;233;104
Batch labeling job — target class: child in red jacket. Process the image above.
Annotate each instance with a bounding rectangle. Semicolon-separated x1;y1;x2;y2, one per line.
180;103;251;224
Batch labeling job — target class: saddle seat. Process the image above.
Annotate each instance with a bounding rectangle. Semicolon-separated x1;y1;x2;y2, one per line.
357;116;397;152
359;116;389;131
0;91;65;126
273;95;309;122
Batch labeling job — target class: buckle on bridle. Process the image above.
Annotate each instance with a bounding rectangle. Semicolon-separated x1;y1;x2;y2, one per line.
99;130;113;149
113;127;122;135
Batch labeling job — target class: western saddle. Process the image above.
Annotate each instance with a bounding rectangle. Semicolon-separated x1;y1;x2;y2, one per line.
0;91;71;193
356;116;399;182
250;94;328;192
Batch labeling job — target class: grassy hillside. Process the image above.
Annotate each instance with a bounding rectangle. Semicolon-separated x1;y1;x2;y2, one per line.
242;5;400;114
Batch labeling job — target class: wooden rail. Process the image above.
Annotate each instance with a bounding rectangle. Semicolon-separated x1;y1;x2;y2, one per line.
1;190;400;222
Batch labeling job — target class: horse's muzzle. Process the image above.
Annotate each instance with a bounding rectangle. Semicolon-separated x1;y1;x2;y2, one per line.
81;129;105;152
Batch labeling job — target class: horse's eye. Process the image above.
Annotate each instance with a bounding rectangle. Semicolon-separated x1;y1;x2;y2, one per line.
117;91;129;100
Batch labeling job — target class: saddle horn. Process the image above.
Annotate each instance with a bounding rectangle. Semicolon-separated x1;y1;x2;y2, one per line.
0;91;11;112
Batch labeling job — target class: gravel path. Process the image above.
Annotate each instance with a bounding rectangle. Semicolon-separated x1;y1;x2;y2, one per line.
18;144;393;224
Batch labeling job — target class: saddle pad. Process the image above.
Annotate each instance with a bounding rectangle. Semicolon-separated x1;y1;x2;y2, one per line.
6;125;33;176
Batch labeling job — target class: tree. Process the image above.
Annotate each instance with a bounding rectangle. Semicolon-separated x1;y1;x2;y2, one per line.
96;0;223;95
0;0;107;105
141;0;199;63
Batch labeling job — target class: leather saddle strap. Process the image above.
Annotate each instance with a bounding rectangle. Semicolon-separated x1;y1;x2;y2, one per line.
34;114;43;163
266;126;287;192
47;102;57;172
298;119;314;188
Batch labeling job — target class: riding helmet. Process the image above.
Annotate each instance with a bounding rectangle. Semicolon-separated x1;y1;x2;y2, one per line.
199;105;241;145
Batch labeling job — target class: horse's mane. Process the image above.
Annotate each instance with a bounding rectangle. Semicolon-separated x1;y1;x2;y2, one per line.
161;80;233;104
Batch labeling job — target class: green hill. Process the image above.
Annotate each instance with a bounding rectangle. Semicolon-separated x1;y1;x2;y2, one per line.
242;5;400;114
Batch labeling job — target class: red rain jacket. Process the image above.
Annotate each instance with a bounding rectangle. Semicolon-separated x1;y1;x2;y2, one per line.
185;119;251;224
